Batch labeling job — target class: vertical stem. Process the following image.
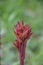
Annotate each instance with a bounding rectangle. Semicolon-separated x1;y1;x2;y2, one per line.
20;43;24;65
20;56;24;65
19;42;26;65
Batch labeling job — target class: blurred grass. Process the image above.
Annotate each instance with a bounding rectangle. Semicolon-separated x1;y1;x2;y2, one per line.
0;0;43;65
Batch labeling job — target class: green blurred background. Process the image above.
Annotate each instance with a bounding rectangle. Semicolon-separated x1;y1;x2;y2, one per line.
0;0;43;65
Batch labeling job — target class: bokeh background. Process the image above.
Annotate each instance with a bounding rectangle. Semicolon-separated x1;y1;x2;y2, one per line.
0;0;43;65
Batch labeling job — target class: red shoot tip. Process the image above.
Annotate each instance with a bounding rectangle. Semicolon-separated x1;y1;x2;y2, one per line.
13;21;32;65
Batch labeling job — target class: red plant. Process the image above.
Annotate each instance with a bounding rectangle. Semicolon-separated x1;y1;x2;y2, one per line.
14;21;32;65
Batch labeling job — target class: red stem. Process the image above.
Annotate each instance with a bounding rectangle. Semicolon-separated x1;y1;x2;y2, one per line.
19;42;26;65
20;57;24;65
